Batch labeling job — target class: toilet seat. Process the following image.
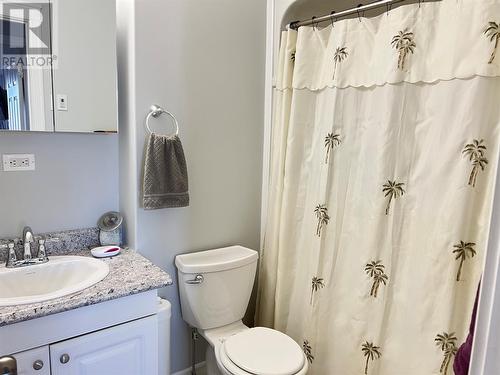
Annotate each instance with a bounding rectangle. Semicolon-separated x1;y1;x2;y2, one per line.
216;327;308;375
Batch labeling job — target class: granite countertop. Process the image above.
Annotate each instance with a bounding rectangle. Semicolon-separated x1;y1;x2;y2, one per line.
0;248;173;327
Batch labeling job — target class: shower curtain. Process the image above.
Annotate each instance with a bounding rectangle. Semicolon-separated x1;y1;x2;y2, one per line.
256;1;500;374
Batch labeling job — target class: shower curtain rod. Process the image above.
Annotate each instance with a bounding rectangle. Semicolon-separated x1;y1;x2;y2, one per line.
288;0;408;30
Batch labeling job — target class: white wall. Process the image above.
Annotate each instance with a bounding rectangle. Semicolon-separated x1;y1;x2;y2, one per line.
117;0;266;372
470;148;500;375
0;133;119;237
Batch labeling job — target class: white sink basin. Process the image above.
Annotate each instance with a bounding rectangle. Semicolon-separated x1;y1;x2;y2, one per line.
0;256;109;306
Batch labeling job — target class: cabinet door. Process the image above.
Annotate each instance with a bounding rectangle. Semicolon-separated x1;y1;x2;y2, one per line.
50;316;157;375
12;346;50;375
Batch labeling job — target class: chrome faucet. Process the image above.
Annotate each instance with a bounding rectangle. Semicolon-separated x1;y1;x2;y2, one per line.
23;226;34;260
0;226;51;268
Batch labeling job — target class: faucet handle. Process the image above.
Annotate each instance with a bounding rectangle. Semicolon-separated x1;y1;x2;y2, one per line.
5;242;17;268
37;238;48;262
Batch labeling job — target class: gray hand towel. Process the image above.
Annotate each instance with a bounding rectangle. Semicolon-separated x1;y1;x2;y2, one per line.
141;133;189;209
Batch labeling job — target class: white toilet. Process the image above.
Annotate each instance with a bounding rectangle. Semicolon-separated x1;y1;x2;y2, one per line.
175;246;308;375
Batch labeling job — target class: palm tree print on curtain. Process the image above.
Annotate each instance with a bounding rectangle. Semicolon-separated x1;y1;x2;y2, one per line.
365;261;389;298
291;50;296;63
361;341;382;375
452;241;477;282
435;332;458;375
310;276;325;305
314;204;330;237
324;133;341;163
391;29;416;70
463;139;488;187
303;340;314;364
382;180;405;215
485;22;500;64
332;47;348;80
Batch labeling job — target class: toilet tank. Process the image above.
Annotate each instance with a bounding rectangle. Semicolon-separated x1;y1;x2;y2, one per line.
175;246;258;330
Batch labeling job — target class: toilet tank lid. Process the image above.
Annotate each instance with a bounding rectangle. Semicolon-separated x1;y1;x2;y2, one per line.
175;246;258;274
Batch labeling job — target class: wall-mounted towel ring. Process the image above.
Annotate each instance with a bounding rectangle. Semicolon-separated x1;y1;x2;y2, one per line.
145;104;179;137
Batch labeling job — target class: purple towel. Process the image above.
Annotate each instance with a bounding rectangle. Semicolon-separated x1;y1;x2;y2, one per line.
453;284;480;375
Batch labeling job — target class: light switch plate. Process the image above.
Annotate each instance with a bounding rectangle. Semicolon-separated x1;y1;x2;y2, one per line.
56;94;68;111
2;154;36;171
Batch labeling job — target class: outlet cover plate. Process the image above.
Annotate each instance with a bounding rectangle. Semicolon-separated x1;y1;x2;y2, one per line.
2;154;36;171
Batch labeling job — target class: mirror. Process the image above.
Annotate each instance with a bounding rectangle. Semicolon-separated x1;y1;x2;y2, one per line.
0;0;118;133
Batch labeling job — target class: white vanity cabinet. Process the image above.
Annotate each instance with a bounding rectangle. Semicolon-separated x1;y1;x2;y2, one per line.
50;315;157;375
1;291;166;375
10;315;157;375
12;346;50;375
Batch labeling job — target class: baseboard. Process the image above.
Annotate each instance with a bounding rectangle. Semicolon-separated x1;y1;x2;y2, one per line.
171;361;206;375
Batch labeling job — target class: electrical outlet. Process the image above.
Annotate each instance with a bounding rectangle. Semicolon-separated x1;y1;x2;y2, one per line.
2;154;36;171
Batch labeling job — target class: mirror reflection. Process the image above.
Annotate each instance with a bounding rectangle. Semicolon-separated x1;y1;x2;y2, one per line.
0;15;53;131
0;0;117;133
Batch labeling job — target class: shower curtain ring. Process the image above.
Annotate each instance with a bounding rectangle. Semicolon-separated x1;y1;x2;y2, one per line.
386;3;392;15
330;11;336;27
357;4;363;22
312;16;318;30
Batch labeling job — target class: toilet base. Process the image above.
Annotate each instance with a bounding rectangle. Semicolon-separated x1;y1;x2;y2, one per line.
200;321;248;375
206;345;222;375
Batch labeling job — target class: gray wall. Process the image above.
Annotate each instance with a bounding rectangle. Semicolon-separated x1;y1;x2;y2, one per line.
117;0;266;372
0;133;119;237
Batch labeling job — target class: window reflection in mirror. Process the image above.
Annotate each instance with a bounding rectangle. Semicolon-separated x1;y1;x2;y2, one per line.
0;6;53;132
1;19;30;131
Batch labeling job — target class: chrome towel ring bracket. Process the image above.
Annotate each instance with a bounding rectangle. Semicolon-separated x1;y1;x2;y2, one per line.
145;104;180;137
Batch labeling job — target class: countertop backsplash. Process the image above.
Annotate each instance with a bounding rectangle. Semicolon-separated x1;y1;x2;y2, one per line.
0;227;101;262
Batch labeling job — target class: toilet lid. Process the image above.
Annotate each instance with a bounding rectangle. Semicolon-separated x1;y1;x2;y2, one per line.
223;327;305;375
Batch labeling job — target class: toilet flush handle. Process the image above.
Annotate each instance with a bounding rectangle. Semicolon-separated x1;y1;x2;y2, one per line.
186;274;204;284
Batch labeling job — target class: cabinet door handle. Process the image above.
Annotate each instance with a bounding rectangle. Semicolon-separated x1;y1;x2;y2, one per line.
33;359;44;370
60;354;70;364
0;356;17;374
185;274;204;284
